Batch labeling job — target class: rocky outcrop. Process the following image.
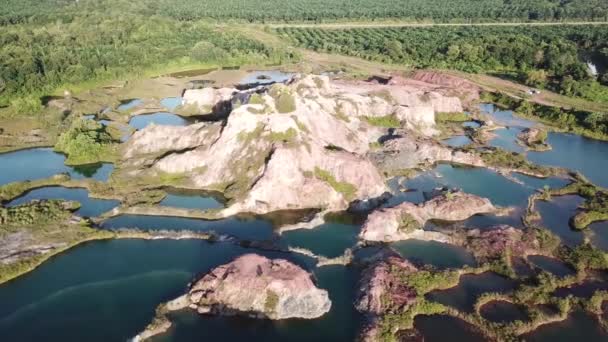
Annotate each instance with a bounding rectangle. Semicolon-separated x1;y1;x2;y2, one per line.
187;254;329;317
517;127;551;151
356;250;419;342
119;74;481;216
359;190;496;242
185;254;330;319
135;254;331;340
454;226;542;263
368;132;485;176
181;87;237;115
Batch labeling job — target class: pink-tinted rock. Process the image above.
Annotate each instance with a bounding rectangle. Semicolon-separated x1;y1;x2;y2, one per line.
185;254;331;320
359;191;496;242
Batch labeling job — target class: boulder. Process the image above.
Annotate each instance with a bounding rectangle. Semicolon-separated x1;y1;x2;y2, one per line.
356;250;419;342
181;87;236;115
184;254;331;319
359;190;496;242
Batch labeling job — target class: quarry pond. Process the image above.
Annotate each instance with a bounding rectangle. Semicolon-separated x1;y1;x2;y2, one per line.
1;70;608;342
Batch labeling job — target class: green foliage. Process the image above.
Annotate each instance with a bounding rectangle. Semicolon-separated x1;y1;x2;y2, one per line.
0;200;78;226
562;243;608;272
402;269;460;295
0;14;293;113
4;0;608;25
436;112;470;123
269;84;296;113
314;167;357;201
364;115;400;128
54;118;116;165
279;25;608;102
398;212;421;233
480;148;547;175
264;290;279;313
268;128;297;143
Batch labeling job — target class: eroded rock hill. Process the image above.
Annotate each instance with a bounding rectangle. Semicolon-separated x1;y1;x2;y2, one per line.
119;74;480;216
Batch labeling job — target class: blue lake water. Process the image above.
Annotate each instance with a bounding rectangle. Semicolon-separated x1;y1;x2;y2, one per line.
391;240;477;269
117;99;143;111
443;135;472;148
101;215;274;241
386;164;568;208
7;186;119;217
129;113;190;130
536;195;585;247
159;193;224;211
281;221;360;258
161;97;183;111
0;240;324;342
239;70;295;85
0;148;114;185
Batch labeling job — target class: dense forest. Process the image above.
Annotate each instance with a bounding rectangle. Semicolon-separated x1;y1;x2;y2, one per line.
278;26;608;103
2;0;608;116
0;15;294;113
2;0;608;25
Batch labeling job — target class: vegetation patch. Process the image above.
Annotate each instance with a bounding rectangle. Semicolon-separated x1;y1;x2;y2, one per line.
269;84;296;113
364;115;400;128
54;118;117;165
436;112;469;123
264;290;280;314
314;167;357;201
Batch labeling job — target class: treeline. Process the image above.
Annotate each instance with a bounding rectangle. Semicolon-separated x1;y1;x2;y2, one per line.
278;25;608;103
483;92;608;140
0;15;295;113
3;0;608;25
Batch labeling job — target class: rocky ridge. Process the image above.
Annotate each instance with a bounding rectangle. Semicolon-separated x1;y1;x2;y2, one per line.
119;74;480;216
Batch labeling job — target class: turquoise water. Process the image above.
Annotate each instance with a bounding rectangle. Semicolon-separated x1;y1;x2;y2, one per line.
159;193;224;210
101;215;275;241
117;99;143;111
161;97;183;111
159;265;360;342
415;315;487;342
528;133;608;188
489;126;525;153
0;240;319;342
527;255;576;278
463;121;481;128
443;135;472;148
239;71;295;85
129;113;190;130
590;221;608;252
536;195;585;247
387;164;567;208
281;221;359;258
426;272;517;312
391;240;477;269
7;186;119;217
522;311;608;342
479;300;528;323
482;103;608;188
0;148;114;185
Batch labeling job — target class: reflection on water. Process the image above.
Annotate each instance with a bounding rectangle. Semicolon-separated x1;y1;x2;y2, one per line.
129;113;190;130
391;240;476;269
7;186;119;217
0;148;113;185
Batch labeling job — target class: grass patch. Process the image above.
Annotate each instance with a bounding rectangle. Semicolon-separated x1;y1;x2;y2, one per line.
364;115;400;128
314;167;357;201
54;118;117;165
436;112;469;123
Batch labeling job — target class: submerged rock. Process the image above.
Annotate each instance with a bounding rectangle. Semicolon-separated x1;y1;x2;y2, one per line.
359;190;496;242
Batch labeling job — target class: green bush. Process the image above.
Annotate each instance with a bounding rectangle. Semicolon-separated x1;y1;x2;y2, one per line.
54;118;116;165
